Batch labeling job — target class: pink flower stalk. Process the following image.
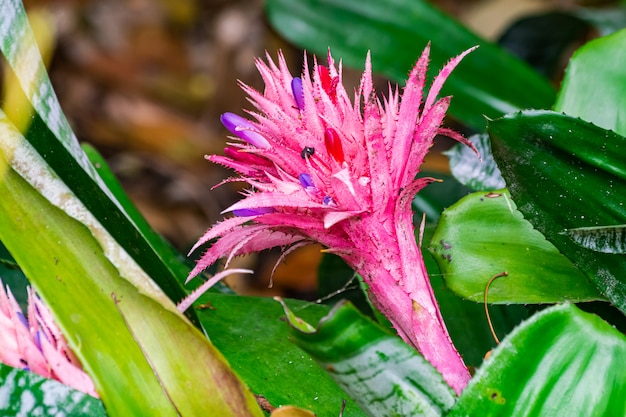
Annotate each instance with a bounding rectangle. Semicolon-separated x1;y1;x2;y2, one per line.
188;46;477;393
0;280;97;397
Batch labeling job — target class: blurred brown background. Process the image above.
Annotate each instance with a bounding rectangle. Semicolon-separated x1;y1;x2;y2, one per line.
16;0;609;297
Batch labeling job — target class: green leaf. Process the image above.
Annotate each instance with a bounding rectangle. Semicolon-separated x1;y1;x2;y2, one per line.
563;224;626;254
195;293;368;417
0;130;262;416
445;134;505;191
0;364;106;416
489;110;626;312
449;304;626;416
555;28;626;136
428;189;603;303
0;0;194;319
281;301;456;417
265;0;555;130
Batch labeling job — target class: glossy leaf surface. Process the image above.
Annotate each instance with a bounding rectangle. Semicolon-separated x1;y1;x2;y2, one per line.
554;28;626;136
282;301;456;417
445;134;505;191
196;293;368;417
0;364;106;416
449;304;626;416
489;110;626;311
265;0;555;130
429;189;602;303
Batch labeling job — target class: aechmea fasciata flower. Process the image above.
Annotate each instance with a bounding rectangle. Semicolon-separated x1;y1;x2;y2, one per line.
186;45;478;393
0;279;97;397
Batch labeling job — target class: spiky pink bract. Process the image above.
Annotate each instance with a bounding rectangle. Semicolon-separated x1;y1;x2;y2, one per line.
0;279;97;397
188;46;477;393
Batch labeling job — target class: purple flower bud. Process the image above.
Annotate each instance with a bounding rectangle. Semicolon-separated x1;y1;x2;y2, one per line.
291;77;304;110
299;173;314;189
220;112;271;149
323;195;337;207
233;207;276;217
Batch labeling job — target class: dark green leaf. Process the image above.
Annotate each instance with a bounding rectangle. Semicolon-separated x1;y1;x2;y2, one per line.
554;28;626;136
489;110;626;312
445;134;505;191
196;293;368;417
280;301;456;417
428;189;602;303
0;364;106;416
563;224;626;254
449;304;626;416
265;0;555;131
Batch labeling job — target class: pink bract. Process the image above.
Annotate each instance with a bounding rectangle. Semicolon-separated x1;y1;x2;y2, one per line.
0;280;98;397
187;45;478;393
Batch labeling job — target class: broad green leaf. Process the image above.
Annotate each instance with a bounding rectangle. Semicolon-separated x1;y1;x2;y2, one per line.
280;301;456;417
0;129;262;416
0;0;194;319
265;0;555;130
554;28;626;136
445;134;505;191
428;188;603;303
489;110;626;312
196;293;368;417
0;364;106;416
564;224;626;254
449;304;626;416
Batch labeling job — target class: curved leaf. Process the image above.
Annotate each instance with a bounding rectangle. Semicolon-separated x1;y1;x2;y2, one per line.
265;0;555;131
280;300;456;417
489;110;626;312
445;134;506;191
554;28;626;136
0;364;106;417
449;304;626;416
196;293;368;417
428;189;602;303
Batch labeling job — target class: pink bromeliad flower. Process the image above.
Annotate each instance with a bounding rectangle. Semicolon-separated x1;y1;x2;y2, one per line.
185;45;477;393
0;280;97;397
